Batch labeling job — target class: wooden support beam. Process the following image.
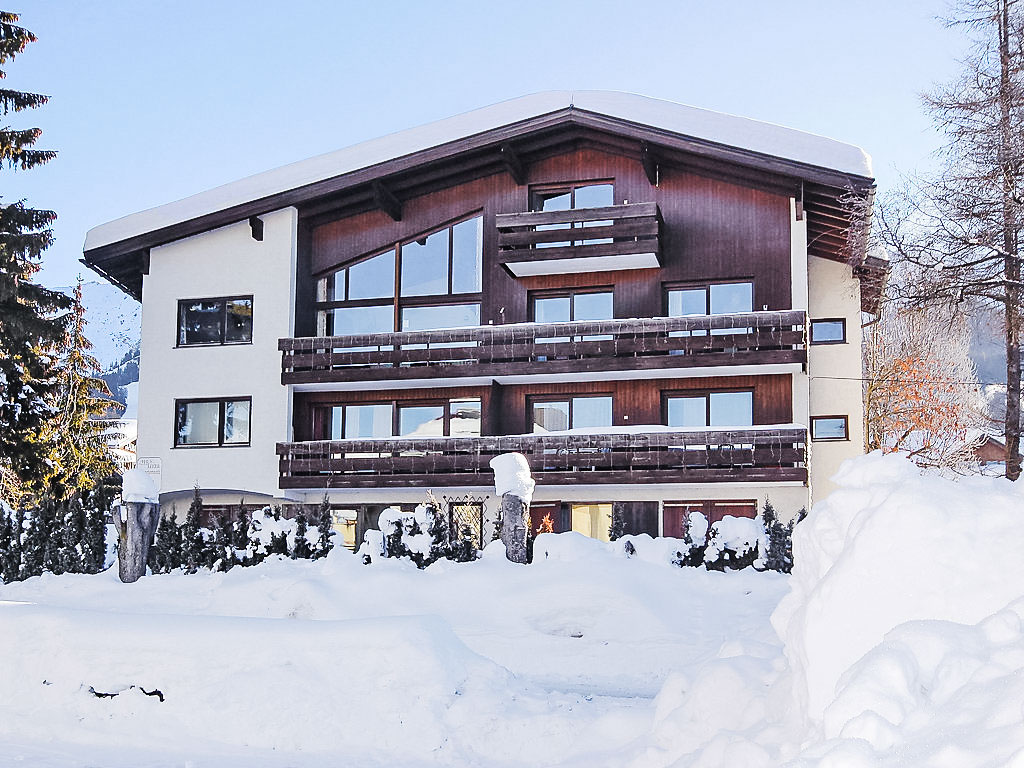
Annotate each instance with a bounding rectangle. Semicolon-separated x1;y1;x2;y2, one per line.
248;215;264;241
500;143;526;185
372;180;402;221
641;141;658;186
139;249;150;276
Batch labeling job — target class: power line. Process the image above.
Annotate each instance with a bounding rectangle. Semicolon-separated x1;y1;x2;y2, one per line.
812;375;1006;386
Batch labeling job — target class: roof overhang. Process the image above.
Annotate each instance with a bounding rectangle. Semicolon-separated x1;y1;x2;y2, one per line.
82;92;876;301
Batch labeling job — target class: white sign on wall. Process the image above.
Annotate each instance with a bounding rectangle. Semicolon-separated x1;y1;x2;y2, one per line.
136;457;162;492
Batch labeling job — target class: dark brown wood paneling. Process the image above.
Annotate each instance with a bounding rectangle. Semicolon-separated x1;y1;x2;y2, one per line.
309;146;795;331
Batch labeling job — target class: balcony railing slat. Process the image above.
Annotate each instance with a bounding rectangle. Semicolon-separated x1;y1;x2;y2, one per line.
276;427;808;488
495;202;659;229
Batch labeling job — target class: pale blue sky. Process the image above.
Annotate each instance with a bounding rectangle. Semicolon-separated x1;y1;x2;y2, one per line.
9;1;967;288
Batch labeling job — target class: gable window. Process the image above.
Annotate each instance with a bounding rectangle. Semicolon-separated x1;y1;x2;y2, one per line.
174;397;251;447
665;391;753;428
810;318;846;344
531;395;613;433
811;415;848;441
177;296;253;346
316;215;482;337
531;182;614;247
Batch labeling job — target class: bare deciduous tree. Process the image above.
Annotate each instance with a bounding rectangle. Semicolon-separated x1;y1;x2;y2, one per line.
879;0;1024;479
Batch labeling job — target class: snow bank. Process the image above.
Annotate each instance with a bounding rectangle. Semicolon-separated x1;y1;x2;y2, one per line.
773;451;1024;724
489;452;535;503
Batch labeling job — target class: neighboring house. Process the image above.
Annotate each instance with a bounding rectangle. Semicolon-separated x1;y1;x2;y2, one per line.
82;91;883;545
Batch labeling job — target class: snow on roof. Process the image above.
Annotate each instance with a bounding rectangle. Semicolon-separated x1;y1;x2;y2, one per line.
84;91;872;252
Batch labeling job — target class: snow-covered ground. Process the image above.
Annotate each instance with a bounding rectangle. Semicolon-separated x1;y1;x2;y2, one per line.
2;453;1023;767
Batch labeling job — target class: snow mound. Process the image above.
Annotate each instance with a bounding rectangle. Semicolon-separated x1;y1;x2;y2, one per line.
489;452;535;503
120;468;158;504
773;451;1024;723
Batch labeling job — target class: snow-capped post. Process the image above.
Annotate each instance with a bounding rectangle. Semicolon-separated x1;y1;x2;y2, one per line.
489;453;534;564
115;468;161;583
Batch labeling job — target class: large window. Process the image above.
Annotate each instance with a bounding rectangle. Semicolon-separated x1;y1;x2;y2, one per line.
316;215;483;338
666;282;753;337
175;397;251;447
531;395;613;433
530;288;613;343
324;398;481;440
665;391;753;428
177;296;253;346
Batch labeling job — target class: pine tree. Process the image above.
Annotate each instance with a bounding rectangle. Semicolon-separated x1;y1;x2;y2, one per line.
215;511;236;570
81;494;107;573
6;508;24;581
0;13;72;506
292;512;312;559
312;495;334;559
20;507;46;578
46;278;118;500
181;486;204;574
0;505;13;582
59;496;86;573
608;505;625;541
232;501;250;566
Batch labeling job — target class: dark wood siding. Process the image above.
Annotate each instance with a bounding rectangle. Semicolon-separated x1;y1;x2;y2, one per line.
307;147;794;327
292;375;791;440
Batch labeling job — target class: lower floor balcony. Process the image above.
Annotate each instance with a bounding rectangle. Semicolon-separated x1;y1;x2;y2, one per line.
277;426;807;489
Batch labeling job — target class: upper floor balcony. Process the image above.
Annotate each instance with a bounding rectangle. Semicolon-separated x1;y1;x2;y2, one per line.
279;310;806;387
277;425;807;489
495;201;661;276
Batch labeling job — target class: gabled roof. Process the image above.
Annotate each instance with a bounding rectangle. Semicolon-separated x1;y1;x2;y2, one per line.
82;90;877;301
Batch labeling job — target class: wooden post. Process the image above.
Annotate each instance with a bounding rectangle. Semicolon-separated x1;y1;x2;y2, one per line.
116;469;161;583
489;453;534;564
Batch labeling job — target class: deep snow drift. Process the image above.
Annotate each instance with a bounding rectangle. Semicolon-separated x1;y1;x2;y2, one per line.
2;453;1023;767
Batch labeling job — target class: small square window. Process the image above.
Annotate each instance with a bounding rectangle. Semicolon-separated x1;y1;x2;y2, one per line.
811;416;848;441
810;319;846;344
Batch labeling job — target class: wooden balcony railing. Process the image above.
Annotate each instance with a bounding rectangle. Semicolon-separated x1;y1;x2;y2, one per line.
495;202;661;275
277;426;807;489
279;311;806;384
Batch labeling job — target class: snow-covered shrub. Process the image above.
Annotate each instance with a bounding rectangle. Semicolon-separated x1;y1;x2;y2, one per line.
246;506;318;565
375;503;478;568
673;510;709;568
703;515;763;571
760;500;804;574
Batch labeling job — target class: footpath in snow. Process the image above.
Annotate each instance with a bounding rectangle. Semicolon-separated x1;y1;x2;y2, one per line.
2;452;1024;766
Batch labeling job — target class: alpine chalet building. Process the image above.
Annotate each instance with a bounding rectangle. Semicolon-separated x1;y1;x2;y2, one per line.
83;92;883;548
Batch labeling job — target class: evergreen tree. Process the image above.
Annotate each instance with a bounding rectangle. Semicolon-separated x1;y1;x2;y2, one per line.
0;505;13;582
46;278;118;500
81;494;107;573
20;506;46;578
232;501;250;566
292;512;312;559
58;495;85;573
5;508;24;581
312;495;334;559
425;504;449;564
148;514;174;574
40;499;63;575
214;511;236;570
608;505;625;541
490;507;502;543
0;13;72;506
181;486;204;574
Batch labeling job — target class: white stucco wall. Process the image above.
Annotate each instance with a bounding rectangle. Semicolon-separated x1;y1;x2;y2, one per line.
135;207;297;505
806;254;865;503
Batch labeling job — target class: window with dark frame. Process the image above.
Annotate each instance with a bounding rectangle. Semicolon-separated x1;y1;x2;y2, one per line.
665;281;754;338
663;390;754;428
530;395;613;433
314;215;483;338
174;397;251;447
177;296;253;346
811;415;849;441
530;181;615;247
320;398;482;440
810;318;847;344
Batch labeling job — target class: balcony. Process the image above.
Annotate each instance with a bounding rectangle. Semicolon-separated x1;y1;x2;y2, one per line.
277;426;807;489
495;202;661;276
279;311;806;386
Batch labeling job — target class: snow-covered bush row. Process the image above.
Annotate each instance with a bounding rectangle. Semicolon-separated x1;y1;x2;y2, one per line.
149;489;333;574
0;494;108;583
360;503;478;567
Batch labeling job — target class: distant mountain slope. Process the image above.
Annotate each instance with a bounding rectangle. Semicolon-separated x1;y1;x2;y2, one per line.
57;281;141;371
57;281;141;408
